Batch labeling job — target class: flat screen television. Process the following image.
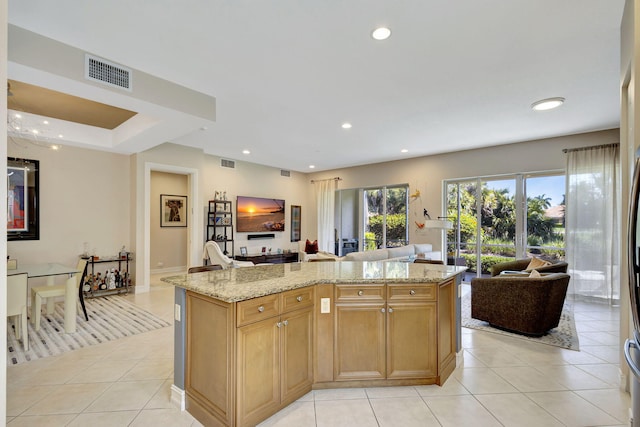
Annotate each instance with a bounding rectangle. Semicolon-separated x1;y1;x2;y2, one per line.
236;196;285;232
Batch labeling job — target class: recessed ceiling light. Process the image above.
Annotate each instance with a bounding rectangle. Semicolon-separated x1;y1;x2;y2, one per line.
341;122;352;129
43;120;49;125
309;165;315;169
242;149;251;155
531;97;565;111
401;149;408;153
14;113;21;119
58;134;64;138
371;27;391;41
31;129;38;134
50;145;59;150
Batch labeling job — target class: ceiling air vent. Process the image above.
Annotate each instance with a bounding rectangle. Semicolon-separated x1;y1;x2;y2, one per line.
85;54;132;91
221;159;235;169
280;170;291;177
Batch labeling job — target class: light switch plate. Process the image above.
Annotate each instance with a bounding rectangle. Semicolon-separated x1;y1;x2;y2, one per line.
174;304;181;321
320;298;331;314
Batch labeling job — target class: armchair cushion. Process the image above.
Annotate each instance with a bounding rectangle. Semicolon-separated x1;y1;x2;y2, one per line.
491;258;568;277
524;257;552;271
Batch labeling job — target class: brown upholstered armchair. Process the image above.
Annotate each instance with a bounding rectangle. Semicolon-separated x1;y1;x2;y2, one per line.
470;273;571;336
490;258;568;277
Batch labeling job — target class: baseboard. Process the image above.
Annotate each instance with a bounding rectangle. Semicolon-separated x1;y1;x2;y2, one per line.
171;384;186;411
151;266;187;275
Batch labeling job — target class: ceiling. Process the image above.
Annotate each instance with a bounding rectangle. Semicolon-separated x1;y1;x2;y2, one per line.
8;80;137;130
7;1;625;172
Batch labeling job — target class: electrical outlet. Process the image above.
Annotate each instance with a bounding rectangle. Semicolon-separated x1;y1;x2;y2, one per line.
320;298;331;314
174;304;181;321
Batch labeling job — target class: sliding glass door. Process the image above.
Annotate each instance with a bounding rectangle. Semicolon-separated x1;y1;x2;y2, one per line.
446;173;565;278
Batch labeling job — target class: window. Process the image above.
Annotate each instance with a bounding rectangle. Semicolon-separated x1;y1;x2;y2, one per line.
446;173;564;277
335;185;408;255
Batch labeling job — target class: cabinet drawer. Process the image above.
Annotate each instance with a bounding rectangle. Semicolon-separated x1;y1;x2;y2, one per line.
237;294;279;326
335;285;385;302
387;284;436;301
281;286;315;313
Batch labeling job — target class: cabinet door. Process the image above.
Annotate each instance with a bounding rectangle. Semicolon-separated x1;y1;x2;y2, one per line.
334;303;386;380
387;302;437;379
280;307;313;405
237;317;280;426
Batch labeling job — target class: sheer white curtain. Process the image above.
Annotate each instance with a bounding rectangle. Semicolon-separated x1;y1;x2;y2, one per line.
315;179;337;253
565;143;620;302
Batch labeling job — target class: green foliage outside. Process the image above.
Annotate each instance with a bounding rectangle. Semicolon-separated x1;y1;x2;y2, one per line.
447;182;565;272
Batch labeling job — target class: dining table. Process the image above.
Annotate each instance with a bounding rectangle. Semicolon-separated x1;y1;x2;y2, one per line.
7;262;81;333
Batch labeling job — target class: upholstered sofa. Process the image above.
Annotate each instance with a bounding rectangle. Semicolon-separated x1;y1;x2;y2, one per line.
470;272;571;336
342;243;441;262
490;258;568;276
298;241;442;262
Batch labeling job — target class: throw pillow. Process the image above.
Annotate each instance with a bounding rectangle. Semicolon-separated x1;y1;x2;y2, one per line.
305;239;318;254
524;257;552;272
529;269;542;278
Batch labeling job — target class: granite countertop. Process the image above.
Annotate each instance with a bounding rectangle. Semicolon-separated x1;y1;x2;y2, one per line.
161;261;467;303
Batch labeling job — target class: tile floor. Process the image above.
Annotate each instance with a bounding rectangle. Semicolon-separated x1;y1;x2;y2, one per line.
6;278;632;426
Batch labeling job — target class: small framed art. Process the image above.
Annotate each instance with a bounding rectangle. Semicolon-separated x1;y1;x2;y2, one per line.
240;246;248;256
160;194;187;227
290;205;301;242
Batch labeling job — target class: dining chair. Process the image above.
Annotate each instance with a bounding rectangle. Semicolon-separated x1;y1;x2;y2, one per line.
31;258;89;331
7;273;29;351
188;264;223;273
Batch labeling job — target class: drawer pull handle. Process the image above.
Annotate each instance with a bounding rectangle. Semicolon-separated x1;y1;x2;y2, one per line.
258;306;265;312
381;308;386;313
296;296;303;302
388;307;394;313
276;321;282;328
358;290;364;296
283;320;289;326
409;290;416;295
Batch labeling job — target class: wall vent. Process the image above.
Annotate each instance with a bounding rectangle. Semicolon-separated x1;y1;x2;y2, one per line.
280;170;291;177
221;159;235;169
85;54;132;91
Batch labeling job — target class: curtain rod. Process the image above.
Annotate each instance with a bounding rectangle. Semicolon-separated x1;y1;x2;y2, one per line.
310;177;342;183
562;142;619;153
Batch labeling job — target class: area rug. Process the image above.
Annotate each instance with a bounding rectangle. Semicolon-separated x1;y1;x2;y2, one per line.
6;295;172;365
461;292;579;351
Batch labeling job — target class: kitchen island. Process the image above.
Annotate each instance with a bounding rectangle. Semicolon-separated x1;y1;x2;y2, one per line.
163;261;466;427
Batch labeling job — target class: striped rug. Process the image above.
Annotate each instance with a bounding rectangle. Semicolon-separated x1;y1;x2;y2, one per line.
6;295;172;365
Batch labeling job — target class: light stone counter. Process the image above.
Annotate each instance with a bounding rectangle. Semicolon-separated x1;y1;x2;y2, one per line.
161;261;467;303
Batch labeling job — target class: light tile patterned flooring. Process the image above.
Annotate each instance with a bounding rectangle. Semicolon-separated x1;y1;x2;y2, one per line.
6;279;632;426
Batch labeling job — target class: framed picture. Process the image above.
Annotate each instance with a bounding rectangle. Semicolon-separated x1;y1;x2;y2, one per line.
290;205;301;242
160;194;187;227
261;246;266;253
240;246;248;256
7;157;40;241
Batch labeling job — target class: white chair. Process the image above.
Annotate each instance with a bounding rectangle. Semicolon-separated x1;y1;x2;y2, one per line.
203;241;254;269
31;258;88;332
7;273;29;351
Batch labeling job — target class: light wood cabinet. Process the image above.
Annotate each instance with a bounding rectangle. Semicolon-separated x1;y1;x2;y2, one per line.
183;276;458;426
236;289;314;427
333;282;440;382
386;285;437;379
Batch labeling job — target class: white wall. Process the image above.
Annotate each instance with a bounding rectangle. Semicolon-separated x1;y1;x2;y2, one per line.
150;171;188;271
7;140;131;287
309;129;620;255
200;154;314;256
